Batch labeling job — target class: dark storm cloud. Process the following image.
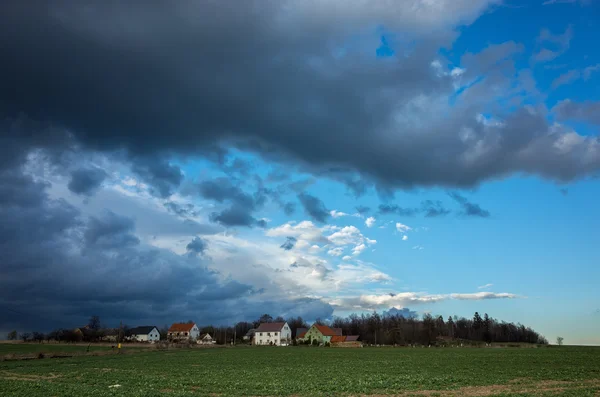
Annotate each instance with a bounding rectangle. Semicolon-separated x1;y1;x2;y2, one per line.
0;165;331;332
448;192;491;218
298;193;330;223
197;177;267;227
421;200;451;217
131;157;183;198
84;211;140;249
378;204;418;216
280;237;297;251
186;237;207;256
553;99;600;125
210;206;260;227
3;1;596;195
164;201;200;218
67;167;107;195
197;178;258;208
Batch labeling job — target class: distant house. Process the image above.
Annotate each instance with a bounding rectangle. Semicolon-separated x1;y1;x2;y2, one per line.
197;333;216;345
254;322;292;346
243;329;255;341
129;326;160;342
332;328;343;336
297;324;338;344
168;323;200;341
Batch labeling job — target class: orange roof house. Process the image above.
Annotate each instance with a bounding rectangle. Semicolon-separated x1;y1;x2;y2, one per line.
167;322;200;340
297;323;338;344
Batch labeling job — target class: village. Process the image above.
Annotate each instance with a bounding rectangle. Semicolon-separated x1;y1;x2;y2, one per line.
67;321;361;348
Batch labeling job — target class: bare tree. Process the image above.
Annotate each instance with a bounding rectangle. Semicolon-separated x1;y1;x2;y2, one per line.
20;332;31;342
556;336;564;346
88;315;101;330
7;330;17;340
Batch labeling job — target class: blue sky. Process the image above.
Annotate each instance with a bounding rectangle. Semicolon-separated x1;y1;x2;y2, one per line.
1;0;599;344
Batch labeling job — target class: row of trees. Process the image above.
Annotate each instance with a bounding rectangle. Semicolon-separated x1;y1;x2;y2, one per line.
7;312;550;346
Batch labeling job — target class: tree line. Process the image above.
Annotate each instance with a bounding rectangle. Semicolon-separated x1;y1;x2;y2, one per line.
6;311;549;346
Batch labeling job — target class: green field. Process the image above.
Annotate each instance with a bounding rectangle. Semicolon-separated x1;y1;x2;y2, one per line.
0;343;124;355
1;346;599;396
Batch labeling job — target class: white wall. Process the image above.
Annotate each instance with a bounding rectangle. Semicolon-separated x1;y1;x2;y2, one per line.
134;327;160;342
190;324;200;340
148;327;160;341
254;323;291;346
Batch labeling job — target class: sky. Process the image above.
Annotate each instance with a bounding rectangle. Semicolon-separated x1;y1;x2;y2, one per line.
0;0;599;345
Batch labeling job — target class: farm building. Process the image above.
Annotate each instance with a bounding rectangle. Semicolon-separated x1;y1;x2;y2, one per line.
197;333;216;345
254;322;292;346
243;329;255;341
297;324;360;345
129;326;161;342
168;322;200;341
297;324;337;344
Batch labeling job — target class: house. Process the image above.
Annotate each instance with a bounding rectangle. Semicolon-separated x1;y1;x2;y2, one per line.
129;326;160;342
168;323;200;341
331;334;361;347
243;329;255;341
297;324;338;345
254;322;292;346
197;333;216;345
332;328;343;336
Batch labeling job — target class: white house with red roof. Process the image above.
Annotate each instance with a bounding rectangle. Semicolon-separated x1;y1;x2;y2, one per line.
167;322;200;341
254;322;291;346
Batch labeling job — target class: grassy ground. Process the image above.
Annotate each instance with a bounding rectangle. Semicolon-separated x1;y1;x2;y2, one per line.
1;346;599;396
0;342;149;355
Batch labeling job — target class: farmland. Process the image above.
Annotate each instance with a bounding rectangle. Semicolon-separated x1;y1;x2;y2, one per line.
1;346;600;396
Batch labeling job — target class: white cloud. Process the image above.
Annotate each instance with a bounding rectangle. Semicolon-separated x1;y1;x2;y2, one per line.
331;291;521;311
396;222;412;233
330;210;348;218
402;235;408;241
266;221;330;244
327;247;344;257
342;255;352;261
478;283;493;289
352;243;367;256
365;217;376;228
328;226;364;246
412;245;424;250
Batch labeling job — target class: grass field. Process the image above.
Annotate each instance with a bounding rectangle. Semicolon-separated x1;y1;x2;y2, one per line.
0;342;149;356
1;346;599;396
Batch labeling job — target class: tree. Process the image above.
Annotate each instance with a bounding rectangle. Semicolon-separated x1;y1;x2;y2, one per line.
32;332;45;343
88;315;101;330
556;336;564;346
20;332;31;342
483;313;492;343
7;330;17;340
447;317;455;338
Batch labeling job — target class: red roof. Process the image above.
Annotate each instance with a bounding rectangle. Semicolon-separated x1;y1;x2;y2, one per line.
168;323;195;332
314;324;337;337
331;335;347;343
297;331;307;339
255;322;286;332
345;335;360;341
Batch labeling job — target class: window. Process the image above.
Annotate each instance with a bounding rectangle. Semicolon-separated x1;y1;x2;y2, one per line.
259;333;263;336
